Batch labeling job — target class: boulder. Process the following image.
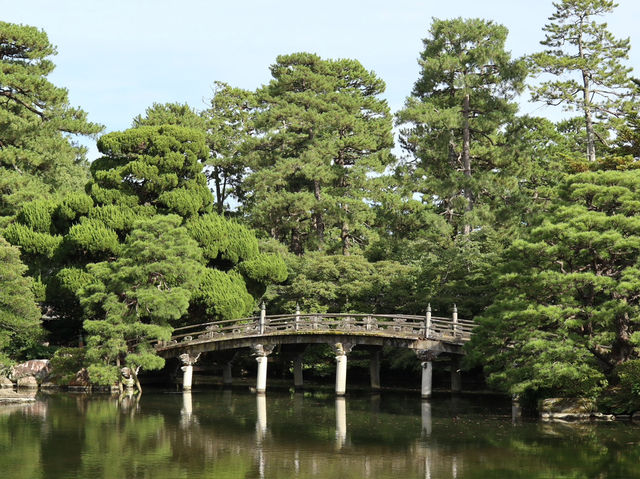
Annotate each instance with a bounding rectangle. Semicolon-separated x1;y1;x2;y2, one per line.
0;377;13;388
539;398;595;422
10;360;51;383
68;368;91;390
16;376;38;389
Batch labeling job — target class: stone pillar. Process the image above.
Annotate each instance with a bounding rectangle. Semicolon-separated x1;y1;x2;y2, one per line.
332;342;353;396
252;344;274;394
452;304;459;338
335;396;347;449
256;357;268;394
369;349;381;391
179;353;200;391
451;356;461;393
295;302;301;331
424;303;432;339
421;361;433;398
183;366;193;391
415;350;439;399
223;362;233;386
293;354;304;389
259;302;266;335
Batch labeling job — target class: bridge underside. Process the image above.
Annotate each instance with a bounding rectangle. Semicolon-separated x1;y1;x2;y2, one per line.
157;331;464;398
156;331;465;359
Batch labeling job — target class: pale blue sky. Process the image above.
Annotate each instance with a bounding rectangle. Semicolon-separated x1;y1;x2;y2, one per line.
7;0;640;150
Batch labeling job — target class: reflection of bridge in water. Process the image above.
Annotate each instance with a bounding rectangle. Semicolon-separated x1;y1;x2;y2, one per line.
178;391;472;479
156;305;474;397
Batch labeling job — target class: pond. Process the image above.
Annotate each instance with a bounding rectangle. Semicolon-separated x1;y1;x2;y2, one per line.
1;389;639;478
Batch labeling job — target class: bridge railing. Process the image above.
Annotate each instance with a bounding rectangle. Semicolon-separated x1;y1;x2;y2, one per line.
157;310;474;349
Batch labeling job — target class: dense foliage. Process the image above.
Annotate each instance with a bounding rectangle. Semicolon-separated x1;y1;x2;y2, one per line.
0;21;102;222
0;237;42;368
468;171;640;399
3;1;640;402
245;52;394;255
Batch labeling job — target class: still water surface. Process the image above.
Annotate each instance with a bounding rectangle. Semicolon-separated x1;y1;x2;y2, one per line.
1;389;640;478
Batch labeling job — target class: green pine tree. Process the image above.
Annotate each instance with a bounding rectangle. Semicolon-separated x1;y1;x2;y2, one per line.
0;236;42;366
468;170;640;399
530;0;634;162
245;52;394;255
397;17;527;236
0;21;102;221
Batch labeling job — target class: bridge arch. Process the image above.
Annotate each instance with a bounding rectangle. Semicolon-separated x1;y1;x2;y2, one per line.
155;306;474;397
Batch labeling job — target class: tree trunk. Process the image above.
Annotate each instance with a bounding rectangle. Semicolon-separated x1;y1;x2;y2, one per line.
313;179;324;248
578;24;597;163
341;216;350;256
583;77;597;163
612;311;634;365
213;168;224;215
291;228;303;256
462;92;472;235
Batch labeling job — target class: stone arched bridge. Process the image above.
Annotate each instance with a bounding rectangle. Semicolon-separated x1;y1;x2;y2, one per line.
154;305;474;397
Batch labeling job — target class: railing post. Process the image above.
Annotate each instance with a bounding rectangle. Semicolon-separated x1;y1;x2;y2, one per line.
452;304;458;338
424;303;431;339
259;302;266;335
295;302;300;331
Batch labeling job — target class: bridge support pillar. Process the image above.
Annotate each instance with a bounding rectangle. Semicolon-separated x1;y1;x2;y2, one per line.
332;343;354;396
256;357;268;394
179;353;200;391
421;361;433;398
451;357;462;393
293;354;304;389
416;350;439;399
252;344;274;394
369;349;381;391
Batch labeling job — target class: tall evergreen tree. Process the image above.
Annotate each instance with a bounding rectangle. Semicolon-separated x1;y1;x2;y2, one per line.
0;21;102;220
246;53;394;255
0;237;42;365
530;0;634;162
397;18;527;236
203;82;254;215
5;125;286;351
80;215;204;390
468;170;640;399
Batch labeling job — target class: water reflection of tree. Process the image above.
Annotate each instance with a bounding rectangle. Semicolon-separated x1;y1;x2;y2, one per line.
5;393;640;478
424;419;640;479
0;402;45;479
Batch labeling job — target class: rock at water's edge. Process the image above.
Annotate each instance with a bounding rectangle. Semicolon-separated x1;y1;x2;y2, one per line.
10;360;51;383
0;377;13;388
17;376;38;389
539;398;596;422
